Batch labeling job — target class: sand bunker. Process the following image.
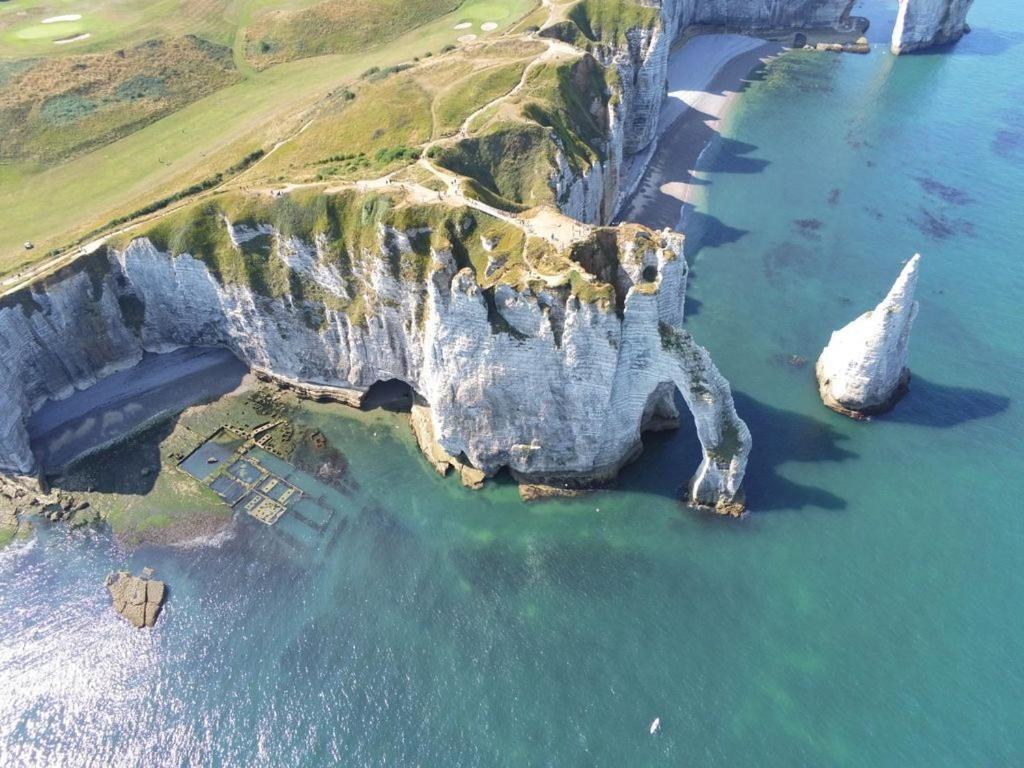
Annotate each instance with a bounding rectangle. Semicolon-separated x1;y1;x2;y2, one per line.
481;22;498;32
54;33;90;45
454;22;472;30
457;34;477;43
42;14;82;23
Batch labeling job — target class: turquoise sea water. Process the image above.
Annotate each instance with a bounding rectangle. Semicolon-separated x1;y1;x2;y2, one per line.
2;1;1023;764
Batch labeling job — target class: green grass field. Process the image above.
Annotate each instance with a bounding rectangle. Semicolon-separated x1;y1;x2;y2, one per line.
0;0;539;276
248;39;540;184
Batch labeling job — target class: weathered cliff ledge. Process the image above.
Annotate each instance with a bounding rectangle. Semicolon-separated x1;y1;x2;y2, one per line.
816;255;921;419
0;189;750;512
892;0;974;54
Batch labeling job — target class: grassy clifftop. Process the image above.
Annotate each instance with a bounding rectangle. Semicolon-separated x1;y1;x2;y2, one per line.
0;36;239;165
434;52;611;211
107;187;665;324
542;0;661;48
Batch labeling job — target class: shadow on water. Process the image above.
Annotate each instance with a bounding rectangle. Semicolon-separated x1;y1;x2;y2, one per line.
878;376;1010;427
616;391;856;513
49;417;178;496
733;392;858;513
678;204;749;260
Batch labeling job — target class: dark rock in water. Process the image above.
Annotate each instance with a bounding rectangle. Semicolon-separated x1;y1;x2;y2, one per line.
914;175;974;206
793;218;824;241
106;571;166;628
909;208;975;241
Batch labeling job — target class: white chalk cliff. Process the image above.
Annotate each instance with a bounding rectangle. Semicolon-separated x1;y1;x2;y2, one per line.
0;199;750;513
2;1;897;513
816;255;921;417
891;0;974;54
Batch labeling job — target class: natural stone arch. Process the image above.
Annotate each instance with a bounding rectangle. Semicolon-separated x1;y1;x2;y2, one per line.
655;326;750;515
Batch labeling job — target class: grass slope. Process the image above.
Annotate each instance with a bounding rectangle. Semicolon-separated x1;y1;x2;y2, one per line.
0;0;539;275
243;0;460;69
0;36;239;164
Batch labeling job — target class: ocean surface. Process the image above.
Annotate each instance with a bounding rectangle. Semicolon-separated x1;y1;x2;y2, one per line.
2;0;1023;764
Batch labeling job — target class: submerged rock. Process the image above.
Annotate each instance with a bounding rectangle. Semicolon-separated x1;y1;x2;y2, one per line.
892;0;974;54
817;255;921;418
106;570;166;628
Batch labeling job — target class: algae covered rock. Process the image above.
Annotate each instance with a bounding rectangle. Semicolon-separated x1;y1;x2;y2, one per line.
106;570;166;628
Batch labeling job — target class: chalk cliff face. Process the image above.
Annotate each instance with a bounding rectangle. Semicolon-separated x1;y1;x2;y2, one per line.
582;0;855;153
816;255;921;418
0;193;750;512
891;0;973;54
542;0;857;220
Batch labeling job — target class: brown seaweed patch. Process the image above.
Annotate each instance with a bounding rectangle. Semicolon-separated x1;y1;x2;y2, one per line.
909;208;976;241
914;175;974;205
762;241;816;287
792;218;824;241
993;129;1024;162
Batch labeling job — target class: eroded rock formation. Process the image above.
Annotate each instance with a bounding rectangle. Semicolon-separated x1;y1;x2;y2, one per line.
0;192;750;512
891;0;974;54
106;571;165;628
816;255;921;418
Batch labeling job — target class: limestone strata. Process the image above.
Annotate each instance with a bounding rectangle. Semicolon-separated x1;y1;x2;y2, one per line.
106;571;165;628
816;255;921;418
0;197;750;511
891;0;973;54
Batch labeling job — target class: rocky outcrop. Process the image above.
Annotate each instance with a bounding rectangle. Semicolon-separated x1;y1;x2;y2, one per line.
891;0;973;54
106;571;165;628
816;255;921;418
0;192;750;512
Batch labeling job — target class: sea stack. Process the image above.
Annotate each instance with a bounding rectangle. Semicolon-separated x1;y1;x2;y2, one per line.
816;255;921;419
891;0;974;54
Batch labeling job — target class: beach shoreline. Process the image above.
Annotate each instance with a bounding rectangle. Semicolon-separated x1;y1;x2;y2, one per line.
616;34;783;230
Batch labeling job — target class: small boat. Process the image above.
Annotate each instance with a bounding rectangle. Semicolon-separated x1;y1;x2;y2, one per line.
649;717;661;735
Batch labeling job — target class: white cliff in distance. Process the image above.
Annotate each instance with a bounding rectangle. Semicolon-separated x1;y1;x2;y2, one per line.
891;0;974;54
816;255;921;418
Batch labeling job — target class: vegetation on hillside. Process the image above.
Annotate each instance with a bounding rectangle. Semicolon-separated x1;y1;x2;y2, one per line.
542;0;660;48
250;41;542;184
109;187;644;326
243;0;461;68
434;53;610;210
0;36;239;165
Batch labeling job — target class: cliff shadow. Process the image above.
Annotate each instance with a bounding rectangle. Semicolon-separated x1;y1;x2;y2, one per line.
617;59;772;233
731;392;857;513
677;203;749;260
616;390;856;513
360;378;416;413
876;375;1010;427
46;417;178;496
